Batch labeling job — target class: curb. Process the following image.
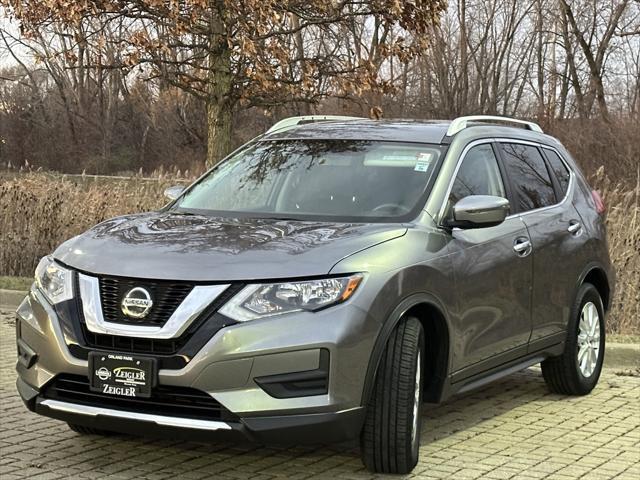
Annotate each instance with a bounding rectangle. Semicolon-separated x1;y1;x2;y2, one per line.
0;289;27;310
605;343;639;369
1;289;638;368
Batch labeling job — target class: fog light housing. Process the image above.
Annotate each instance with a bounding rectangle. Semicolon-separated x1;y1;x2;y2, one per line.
17;337;38;369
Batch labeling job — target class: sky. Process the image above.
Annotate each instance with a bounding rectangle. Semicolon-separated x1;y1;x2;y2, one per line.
0;13;28;68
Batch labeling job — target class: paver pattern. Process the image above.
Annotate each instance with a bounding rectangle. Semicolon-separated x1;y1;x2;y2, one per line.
1;308;638;479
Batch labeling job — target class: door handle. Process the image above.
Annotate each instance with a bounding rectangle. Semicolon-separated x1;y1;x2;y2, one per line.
568;221;582;235
513;237;532;256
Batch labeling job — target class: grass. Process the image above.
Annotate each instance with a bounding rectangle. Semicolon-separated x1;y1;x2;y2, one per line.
0;173;175;279
0;276;33;291
591;168;640;335
608;334;640;344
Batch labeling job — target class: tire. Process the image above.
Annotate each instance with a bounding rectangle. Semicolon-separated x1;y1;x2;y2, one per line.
541;283;605;395
67;423;113;436
361;316;424;474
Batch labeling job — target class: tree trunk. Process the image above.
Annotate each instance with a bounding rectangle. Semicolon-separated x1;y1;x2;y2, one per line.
558;55;569;120
458;0;468;115
206;92;233;167
593;76;609;123
560;0;627;123
206;3;234;167
560;7;588;119
535;0;545;123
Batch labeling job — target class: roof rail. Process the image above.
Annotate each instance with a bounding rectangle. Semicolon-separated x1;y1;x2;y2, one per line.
446;115;543;136
266;115;365;134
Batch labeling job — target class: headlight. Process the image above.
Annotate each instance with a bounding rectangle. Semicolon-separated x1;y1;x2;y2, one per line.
35;256;73;305
219;274;363;322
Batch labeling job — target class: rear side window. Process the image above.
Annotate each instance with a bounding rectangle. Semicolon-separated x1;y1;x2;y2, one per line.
500;143;556;212
543;149;571;197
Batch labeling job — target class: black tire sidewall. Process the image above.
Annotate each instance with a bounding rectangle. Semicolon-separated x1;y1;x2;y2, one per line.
360;316;425;474
569;284;606;392
409;326;425;461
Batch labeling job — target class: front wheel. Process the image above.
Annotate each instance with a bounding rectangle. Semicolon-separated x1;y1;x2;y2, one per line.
361;316;424;474
541;283;605;395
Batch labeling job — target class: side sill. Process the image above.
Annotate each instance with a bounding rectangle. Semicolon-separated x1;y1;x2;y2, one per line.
441;341;565;400
528;331;567;352
455;355;545;395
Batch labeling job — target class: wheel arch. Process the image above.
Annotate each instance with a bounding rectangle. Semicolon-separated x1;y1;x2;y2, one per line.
579;263;612;312
362;293;452;406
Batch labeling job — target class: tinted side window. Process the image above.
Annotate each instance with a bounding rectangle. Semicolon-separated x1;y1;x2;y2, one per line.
448;143;506;213
544;149;571;197
500;143;556;211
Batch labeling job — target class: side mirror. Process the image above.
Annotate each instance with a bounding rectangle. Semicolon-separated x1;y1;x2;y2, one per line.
445;195;509;229
164;185;185;201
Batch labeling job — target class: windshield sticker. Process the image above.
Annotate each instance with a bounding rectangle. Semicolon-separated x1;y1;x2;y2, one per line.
414;152;433;172
381;155;418;162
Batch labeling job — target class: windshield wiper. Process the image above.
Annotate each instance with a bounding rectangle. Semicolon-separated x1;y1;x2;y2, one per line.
265;216;306;222
167;209;196;216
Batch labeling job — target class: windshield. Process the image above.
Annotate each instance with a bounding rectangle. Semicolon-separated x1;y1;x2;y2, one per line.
173;140;444;222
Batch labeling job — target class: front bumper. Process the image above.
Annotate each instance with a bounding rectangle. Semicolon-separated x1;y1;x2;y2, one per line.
18;377;364;444
15;287;377;443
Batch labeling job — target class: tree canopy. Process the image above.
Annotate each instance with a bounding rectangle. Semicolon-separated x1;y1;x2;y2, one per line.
3;0;446;165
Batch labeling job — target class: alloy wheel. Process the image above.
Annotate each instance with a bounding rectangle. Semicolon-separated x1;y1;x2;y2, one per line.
577;301;601;377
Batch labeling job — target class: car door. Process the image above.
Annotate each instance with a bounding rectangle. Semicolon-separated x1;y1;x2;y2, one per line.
498;142;588;345
444;142;533;373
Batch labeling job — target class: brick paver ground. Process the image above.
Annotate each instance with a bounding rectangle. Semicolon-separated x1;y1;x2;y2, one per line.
1;308;639;479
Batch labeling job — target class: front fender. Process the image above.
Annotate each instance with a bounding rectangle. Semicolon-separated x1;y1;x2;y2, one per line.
360;291;453;407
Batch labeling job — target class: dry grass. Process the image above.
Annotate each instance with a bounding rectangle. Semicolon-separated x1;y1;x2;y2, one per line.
0;174;178;278
591;168;640;335
1;169;638;334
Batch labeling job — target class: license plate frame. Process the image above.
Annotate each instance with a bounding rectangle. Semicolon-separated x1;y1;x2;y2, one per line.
89;352;156;398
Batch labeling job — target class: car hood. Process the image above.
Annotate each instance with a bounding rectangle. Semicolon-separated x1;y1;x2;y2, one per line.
53;212;407;281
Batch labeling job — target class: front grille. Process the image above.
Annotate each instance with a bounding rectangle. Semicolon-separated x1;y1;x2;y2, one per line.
74;283;244;359
99;276;193;327
43;374;239;422
80;332;180;355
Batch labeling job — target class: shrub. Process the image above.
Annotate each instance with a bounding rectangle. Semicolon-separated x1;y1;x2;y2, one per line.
0;173;178;278
591;168;640;334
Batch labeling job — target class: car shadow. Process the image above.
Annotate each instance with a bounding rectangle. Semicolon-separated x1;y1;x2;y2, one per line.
420;366;552;443
70;368;560;475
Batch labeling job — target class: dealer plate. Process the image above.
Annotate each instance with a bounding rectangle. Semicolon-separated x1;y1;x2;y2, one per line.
89;352;156;398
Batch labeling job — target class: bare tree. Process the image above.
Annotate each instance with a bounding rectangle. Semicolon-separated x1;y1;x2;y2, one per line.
560;0;630;121
3;0;446;166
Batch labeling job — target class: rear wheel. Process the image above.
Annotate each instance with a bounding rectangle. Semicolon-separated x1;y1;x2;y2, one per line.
67;423;113;436
541;283;605;395
361;316;424;474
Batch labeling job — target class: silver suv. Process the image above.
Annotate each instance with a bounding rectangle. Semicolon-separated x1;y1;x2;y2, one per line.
16;115;614;473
